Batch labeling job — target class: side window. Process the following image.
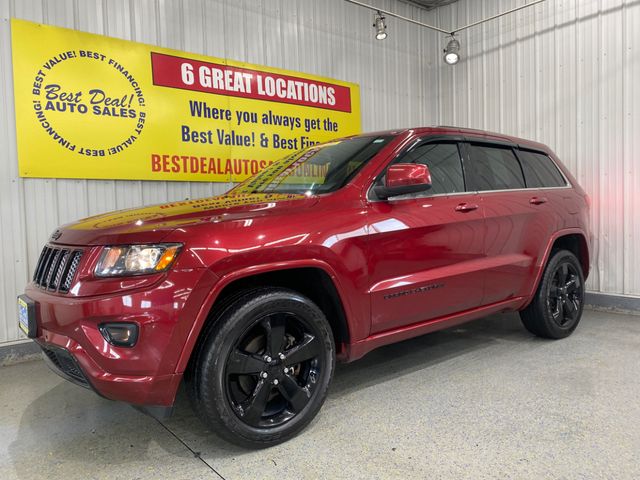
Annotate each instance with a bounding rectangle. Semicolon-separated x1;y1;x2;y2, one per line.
466;144;525;191
386;142;465;196
518;150;567;188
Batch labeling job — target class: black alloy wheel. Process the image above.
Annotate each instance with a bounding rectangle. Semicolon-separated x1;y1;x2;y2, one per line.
225;312;324;428
520;249;585;339
186;288;335;448
547;261;583;327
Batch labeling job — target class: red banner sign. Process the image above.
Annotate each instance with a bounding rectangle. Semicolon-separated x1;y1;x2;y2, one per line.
151;52;352;113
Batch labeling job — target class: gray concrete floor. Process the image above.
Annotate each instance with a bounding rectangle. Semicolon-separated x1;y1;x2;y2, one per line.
1;309;639;480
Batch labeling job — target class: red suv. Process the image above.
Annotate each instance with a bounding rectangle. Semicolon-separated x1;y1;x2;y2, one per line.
19;127;591;447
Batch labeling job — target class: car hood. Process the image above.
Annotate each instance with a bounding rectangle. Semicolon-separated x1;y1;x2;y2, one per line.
51;193;317;246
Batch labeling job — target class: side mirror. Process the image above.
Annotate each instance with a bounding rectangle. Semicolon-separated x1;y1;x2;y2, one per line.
374;163;432;200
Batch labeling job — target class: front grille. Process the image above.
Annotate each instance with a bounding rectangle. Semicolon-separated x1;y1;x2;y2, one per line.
40;344;90;388
33;246;83;293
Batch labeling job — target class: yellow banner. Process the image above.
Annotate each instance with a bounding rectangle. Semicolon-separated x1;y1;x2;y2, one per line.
11;19;361;182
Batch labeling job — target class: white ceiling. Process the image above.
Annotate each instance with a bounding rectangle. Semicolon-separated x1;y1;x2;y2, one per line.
403;0;458;10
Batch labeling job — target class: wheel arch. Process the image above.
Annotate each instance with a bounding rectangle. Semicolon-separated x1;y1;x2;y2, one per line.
550;233;590;277
522;229;591;309
176;260;353;373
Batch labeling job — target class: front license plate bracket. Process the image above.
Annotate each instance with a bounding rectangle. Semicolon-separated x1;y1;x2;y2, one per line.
18;295;37;338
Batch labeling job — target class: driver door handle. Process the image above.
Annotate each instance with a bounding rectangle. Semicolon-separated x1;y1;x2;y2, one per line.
529;196;548;205
455;202;479;213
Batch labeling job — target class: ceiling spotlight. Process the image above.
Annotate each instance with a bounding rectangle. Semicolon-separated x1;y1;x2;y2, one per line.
373;11;387;40
443;35;460;65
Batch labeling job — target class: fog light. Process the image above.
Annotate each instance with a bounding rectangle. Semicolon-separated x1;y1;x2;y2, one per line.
99;323;139;347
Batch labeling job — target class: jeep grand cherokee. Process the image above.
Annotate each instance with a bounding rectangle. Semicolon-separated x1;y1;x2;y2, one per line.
19;126;591;448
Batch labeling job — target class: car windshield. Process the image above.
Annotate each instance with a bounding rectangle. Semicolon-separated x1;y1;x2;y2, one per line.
230;135;394;195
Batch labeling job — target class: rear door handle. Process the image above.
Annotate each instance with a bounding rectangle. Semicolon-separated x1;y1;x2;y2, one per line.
455;202;479;212
529;196;548;205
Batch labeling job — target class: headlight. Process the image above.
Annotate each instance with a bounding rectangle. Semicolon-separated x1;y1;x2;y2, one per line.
95;243;182;277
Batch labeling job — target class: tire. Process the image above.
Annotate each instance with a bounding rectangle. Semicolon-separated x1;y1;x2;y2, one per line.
520;249;585;339
186;287;335;448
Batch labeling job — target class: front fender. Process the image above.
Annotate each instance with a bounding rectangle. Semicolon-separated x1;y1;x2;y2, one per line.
174;258;359;373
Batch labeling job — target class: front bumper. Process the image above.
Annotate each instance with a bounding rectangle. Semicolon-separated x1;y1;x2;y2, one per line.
34;331;182;406
24;267;217;407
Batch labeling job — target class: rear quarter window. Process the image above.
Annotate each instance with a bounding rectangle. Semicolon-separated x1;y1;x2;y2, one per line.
518;150;567;188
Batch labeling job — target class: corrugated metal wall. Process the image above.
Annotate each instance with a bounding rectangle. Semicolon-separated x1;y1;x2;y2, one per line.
427;0;640;299
0;0;637;345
